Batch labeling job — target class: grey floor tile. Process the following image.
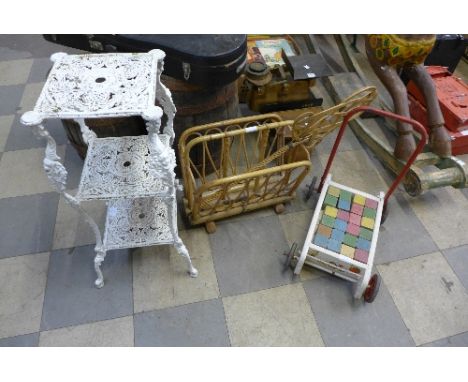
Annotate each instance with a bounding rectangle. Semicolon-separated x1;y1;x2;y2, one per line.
41;245;133;331
0;333;39;347
28;57;52;83
134;299;229;346
209;214;293;297
0;58;33;86
0;193;59;258
223;284;323;346
0;146;65;198
39;316;134;347
0;252;49;339
4;114;68;152
302;274;415;346
422;331;468;347
133;228;219;313
443;245;468;291
378;252;468;346
0;115;14;152
17;82;44;115
0;85;24;115
63;144;84;190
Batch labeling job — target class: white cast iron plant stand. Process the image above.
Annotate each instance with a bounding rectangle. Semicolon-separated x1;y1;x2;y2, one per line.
21;50;198;288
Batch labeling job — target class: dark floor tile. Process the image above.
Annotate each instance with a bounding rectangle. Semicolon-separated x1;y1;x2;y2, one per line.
0;333;39;347
0;85;24;115
134;299;230;346
443;245;468;291
63;144;84;190
4;115;68;152
209;214;292;297
28;57;52;83
421;331;468;347
0;192;59;258
302;274;415;346
41;245;133;331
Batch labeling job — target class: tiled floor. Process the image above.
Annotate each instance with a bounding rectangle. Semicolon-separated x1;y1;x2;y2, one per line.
1;35;467;347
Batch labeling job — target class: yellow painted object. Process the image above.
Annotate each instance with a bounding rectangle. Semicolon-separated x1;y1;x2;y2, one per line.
324;206;338;218
353;194;366;206
361;217;375;230
327;186;341;198
341;244;355;258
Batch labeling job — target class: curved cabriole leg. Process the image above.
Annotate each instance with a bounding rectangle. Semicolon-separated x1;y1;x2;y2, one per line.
94;247;107;288
174;239;198;278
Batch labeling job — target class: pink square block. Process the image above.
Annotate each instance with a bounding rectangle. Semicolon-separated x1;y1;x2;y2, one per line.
337;210;350;221
346;223;360;236
349;213;361;226
354;249;369;264
351;203;363;216
365;199;378;209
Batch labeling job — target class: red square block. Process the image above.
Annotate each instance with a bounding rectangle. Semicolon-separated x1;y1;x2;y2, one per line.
354;249;369;264
351;203;363;216
349;213;361;226
365;199;378;209
346;223;360;236
337;210;350;221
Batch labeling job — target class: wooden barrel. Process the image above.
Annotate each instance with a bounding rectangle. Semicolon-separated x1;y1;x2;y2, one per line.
62;75;240;175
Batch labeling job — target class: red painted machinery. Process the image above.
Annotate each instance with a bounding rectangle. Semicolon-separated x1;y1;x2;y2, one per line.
407;66;468;155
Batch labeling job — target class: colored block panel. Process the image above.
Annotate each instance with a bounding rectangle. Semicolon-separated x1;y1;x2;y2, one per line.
337;210;350;221
349;213;361;226
341;244;355;258
321;215;335;228
343;234;357;248
317;224;332;238
327;238;341;253
339;190;352;201
353;194;366;206
324;194;338;207
361;216;375;230
354;249;369;264
337;199;351;211
313;234;329;248
359;227;373;241
327;186;340;198
356;237;371;251
363;207;377;219
324;205;338;218
351;203;363;216
346;223;360;236
333;219;347;232
331;228;345;243
365;199;378;209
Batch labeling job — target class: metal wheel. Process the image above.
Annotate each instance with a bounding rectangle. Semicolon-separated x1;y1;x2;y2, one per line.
363;274;381;303
283;242;298;273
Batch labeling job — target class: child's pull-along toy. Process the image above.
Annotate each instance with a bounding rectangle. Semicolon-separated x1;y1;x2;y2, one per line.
285;106;428;303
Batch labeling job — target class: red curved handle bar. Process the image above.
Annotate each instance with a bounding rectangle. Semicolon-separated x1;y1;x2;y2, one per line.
318;106;428;207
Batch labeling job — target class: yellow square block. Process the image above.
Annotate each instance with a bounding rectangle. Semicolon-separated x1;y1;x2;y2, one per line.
361;216;375;230
328;186;340;198
341;244;355;258
324;205;338;218
354;194;366;205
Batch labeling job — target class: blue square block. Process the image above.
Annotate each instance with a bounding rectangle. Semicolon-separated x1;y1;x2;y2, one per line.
356;237;371;251
327;238;341;253
333;219;347;232
331;228;345;243
338;199;351;211
313;234;329;248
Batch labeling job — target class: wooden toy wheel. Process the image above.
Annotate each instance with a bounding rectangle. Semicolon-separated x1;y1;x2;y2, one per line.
274;203;285;214
283;242;298;273
363;274;381;303
205;221;217;234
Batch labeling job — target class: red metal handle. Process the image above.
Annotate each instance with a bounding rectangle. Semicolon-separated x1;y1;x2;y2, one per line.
318;106;428;206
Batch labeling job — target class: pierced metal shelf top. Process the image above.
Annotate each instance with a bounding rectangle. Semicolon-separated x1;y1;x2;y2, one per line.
33;51;163;119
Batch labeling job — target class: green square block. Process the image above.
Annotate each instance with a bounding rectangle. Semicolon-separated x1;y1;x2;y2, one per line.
339;190;352;201
321;214;335;228
363;207;377;219
324;194;338;208
359;227;373;241
343;233;357;248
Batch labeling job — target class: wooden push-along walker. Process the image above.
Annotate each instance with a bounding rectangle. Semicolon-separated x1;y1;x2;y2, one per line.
285;106;428;302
